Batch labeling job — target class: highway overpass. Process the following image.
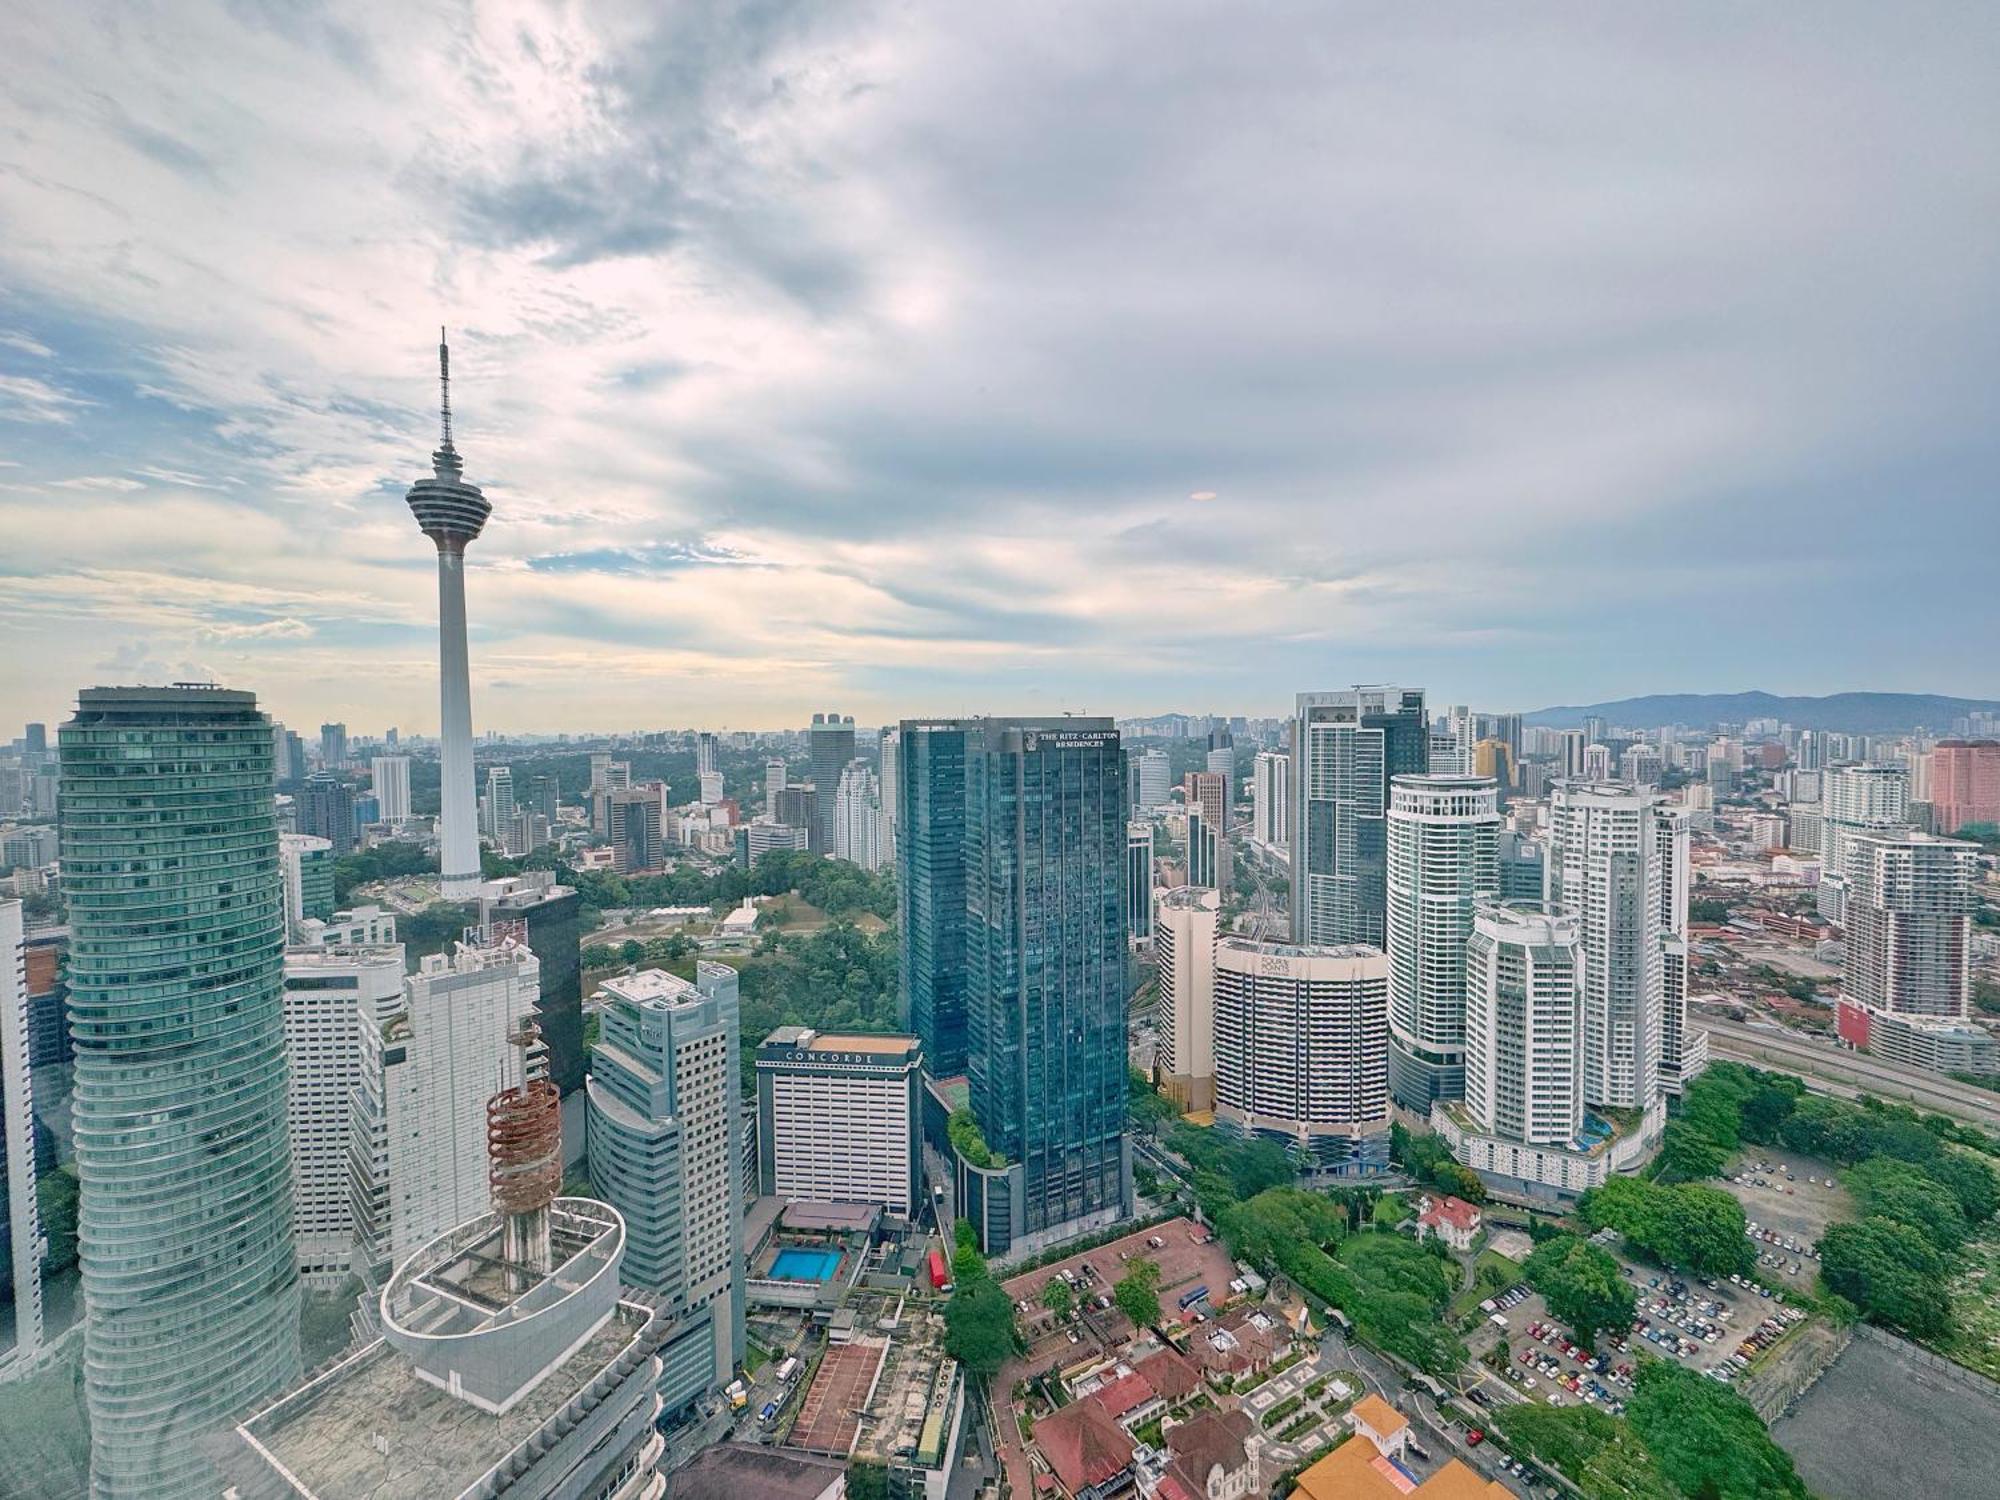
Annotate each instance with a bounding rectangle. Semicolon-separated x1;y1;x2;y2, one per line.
1699;1017;2000;1131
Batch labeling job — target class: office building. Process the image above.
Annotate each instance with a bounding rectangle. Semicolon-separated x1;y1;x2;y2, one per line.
1;901;43;1378
282;935;405;1286
405;334;491;899
961;719;1130;1255
604;785;666;874
1472;739;1515;792
897;721;971;1078
319;721;348;769
1205;728;1236;820
878;726;900;869
737;821;809;866
1840;832;1978;1020
1545;781;1663;1114
23;927;69;1071
1291;686;1429;948
297;772;356;855
1252;749;1291;848
481;764;516;837
1461;903;1582;1148
834;758;884;870
1384;774;1500;1111
224;1061;667;1500
696;730;720;778
807;712;856;855
1582;743;1613;782
482;873;587;1094
279;832;336;934
587;964;745;1413
273;724;305;786
1931;740;2000;835
350;935;541;1272
1153;886;1220;1112
1211;938;1389;1172
1134;748;1171;810
0;826;57;871
1186;769;1227;831
1188;808;1230;891
755;1028;922;1214
525;771;560;824
1498;829;1544;904
370;754;412;823
775;782;816;835
59;685;300;1498
1125;821;1155;940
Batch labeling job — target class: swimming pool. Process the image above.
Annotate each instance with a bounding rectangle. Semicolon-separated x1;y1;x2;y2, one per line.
770;1247;842;1283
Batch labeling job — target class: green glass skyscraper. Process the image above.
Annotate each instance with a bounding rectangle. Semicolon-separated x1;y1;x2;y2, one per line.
61;685;300;1499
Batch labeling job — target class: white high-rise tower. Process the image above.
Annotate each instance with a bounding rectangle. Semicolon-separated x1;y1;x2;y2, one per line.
405;331;490;899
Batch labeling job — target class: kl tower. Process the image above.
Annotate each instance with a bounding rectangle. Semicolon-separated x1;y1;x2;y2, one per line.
406;330;491;899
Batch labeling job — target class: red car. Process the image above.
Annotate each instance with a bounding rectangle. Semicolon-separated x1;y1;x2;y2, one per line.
1466;1430;1485;1446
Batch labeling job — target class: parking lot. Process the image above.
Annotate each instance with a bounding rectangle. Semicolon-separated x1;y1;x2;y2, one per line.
1000;1217;1240;1354
1477;1248;1809;1407
1721;1148;1850;1244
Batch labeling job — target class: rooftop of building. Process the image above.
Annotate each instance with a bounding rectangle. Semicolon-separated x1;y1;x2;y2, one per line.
1214;936;1386;965
663;1442;845;1500
846;1294;963;1473
1035;1395;1135;1494
597;966;705;1007
758;1026;922;1061
1416;1195;1482;1231
235;1301;651;1499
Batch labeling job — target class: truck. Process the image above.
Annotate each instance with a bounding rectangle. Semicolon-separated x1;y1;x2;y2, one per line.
928;1248;953;1292
776;1356;801;1384
760;1401;779;1425
724;1379;749;1411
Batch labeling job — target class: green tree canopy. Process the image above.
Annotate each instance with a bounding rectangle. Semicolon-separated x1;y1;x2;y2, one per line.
1523;1234;1636;1343
1041;1278;1074;1320
1114;1258;1163;1330
1626;1360;1809;1500
1581;1178;1755;1277
1819;1216;1953;1339
944;1276;1018;1378
1845;1158;1971;1253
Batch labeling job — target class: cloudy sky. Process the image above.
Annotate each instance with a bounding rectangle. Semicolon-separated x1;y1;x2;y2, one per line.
1;2;1995;735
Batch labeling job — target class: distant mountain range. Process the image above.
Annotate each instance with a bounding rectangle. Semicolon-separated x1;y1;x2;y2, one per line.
1526;691;2000;734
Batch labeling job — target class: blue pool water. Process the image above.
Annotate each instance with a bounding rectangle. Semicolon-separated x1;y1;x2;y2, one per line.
771;1248;841;1283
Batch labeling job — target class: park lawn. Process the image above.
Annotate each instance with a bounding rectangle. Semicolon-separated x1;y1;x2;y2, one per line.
1372;1192;1413;1227
1450;1248;1525;1318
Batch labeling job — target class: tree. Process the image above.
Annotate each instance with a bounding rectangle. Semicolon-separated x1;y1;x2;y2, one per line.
944;1276;1019;1378
37;1167;79;1274
1845;1158;1970;1252
1114;1258;1163;1330
1041;1277;1075;1320
1522;1235;1635;1344
846;1461;890;1500
1626;1361;1809;1499
1581;1179;1753;1277
1819;1216;1953;1339
1128;1066;1178;1131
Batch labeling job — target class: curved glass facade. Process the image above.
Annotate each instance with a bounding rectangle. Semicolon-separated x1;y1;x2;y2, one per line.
60;685;301;1499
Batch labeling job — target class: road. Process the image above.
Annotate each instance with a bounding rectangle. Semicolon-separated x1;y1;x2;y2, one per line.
1315;1328;1539;1496
1700;1018;2000;1129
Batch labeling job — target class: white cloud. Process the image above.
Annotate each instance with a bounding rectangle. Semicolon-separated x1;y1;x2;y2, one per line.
0;1;1994;726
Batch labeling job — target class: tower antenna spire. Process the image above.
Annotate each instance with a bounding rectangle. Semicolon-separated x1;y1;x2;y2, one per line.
438;326;454;452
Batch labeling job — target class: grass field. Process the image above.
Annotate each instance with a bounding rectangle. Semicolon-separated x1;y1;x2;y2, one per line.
1450;1248;1525;1318
1936;1228;2000;1380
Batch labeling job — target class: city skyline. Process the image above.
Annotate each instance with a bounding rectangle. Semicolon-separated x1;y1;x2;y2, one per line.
4;5;2000;731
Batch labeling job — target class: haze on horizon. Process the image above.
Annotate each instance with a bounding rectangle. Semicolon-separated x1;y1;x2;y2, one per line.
1;2;1996;735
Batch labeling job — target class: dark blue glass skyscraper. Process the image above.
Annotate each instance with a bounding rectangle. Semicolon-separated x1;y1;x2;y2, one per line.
898;722;971;1078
